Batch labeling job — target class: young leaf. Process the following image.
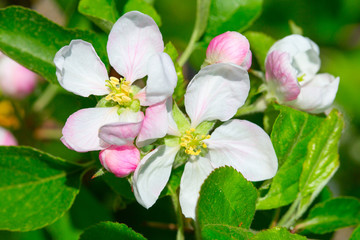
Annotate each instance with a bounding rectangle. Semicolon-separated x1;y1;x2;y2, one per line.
297;109;344;217
124;0;162;26
205;0;263;39
257;105;323;210
79;222;146;240
244;31;275;71
0;146;85;231
197;167;258;235
251;227;306;239
297;197;360;234
202;225;254;240
0;6;108;85
78;0;120;33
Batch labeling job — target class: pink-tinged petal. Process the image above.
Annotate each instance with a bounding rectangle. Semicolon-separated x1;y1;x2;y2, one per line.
99;110;144;146
62;107;120;152
179;157;214;219
185;63;250;127
132;145;180;208
0;54;37;98
288;73;340;113
0;127;17;146
267;34;320;78
206;31;250;68
107;11;164;83
265;51;300;102
241;49;252;70
99;145;140;178
136;98;172;147
205;119;278;181
142;53;177;106
54;40;109;97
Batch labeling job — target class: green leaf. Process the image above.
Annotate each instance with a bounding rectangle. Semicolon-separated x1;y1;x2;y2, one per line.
297;197;360;234
202;225;254;240
251;227;306;240
124;0;161;26
164;42;186;105
172;102;191;133
78;0;120;33
350;225;360;240
244;31;275;71
0;6;108;85
102;173;135;201
257;105;324;210
79;222;146;240
45;213;81;240
206;0;263;38
0;146;85;231
197;167;258;235
297;109;344;217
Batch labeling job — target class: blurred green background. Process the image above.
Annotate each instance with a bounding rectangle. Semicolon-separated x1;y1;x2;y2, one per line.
0;0;359;239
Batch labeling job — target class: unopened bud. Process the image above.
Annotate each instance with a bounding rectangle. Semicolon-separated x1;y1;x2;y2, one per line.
205;31;252;70
99;145;140;178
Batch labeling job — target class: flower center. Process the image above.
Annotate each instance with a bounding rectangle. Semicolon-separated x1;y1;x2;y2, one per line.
105;77;133;106
180;128;210;156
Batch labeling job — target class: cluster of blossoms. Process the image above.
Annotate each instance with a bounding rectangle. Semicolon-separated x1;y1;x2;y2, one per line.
55;11;338;219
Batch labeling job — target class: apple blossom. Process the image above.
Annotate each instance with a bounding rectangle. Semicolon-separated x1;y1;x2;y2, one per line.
205;31;252;70
132;63;278;219
265;34;339;113
0;52;37;98
0;126;17;146
54;11;177;152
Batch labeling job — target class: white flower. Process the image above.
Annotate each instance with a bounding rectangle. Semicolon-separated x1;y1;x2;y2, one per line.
54;11;177;152
132;63;278;219
265;34;339;113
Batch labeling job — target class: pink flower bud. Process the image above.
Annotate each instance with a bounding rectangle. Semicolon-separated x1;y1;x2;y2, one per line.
99;145;140;178
0;127;18;146
0;52;37;98
205;31;252;69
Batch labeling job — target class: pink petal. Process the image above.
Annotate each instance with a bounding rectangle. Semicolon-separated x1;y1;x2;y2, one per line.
99;110;144;146
205;119;278;181
107;11;164;83
265;51;300;102
136;98;172;147
185;63;250;127
0;127;18;146
99;145;140;178
0;54;37;98
54;40;109;97
206;31;251;68
62;107;120;152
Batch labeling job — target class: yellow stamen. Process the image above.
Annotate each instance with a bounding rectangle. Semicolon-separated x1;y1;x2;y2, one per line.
180;128;211;156
105;77;133;106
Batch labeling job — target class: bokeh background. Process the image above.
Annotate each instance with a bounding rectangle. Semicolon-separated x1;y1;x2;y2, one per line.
0;0;359;239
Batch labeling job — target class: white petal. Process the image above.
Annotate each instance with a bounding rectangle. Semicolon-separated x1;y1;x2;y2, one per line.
288;73;340;113
179;157;214;219
62;107;120;152
107;11;164;83
54;40;109;97
132;145;179;208
267;34;320;78
142;52;177;106
185;63;250;127
205;119;278;181
99;110;144;146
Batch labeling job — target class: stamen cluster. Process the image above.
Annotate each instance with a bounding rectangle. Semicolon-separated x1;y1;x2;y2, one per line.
105;77;132;106
180;128;210;156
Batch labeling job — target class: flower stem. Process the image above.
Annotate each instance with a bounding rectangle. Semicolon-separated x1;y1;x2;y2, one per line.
170;189;185;240
277;197;301;228
32;84;59;112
